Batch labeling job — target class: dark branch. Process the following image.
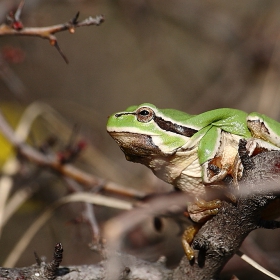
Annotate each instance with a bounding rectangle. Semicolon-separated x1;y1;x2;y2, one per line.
174;150;280;279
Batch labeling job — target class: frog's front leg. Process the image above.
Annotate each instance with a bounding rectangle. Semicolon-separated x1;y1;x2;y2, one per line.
182;224;201;260
231;137;280;188
183;198;222;260
187;197;222;223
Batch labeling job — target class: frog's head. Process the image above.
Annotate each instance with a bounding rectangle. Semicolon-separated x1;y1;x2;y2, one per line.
107;103;197;162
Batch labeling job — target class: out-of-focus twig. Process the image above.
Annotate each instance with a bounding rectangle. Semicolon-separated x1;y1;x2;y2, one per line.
104;192;192;280
0;53;26;97
3;191;133;267
0;1;104;63
65;177;103;252
0;108;146;200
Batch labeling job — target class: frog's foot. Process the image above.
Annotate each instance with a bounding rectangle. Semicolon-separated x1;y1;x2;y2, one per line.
207;164;238;202
182;224;201;261
202;160;233;186
204;164;229;184
208;164;234;184
232;138;278;186
187;198;222;223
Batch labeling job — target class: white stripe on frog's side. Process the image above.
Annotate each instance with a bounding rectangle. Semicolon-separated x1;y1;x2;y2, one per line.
106;126;159;135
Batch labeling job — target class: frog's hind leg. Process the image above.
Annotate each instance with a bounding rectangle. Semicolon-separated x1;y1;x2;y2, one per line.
183;198;222;260
247;113;280;148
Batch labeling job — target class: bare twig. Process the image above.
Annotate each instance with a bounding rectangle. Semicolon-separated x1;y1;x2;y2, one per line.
0;14;105;36
0;53;26;97
0;1;104;63
3;192;133;267
64;177;103;252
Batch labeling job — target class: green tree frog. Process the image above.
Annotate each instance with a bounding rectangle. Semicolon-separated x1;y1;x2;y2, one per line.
107;103;280;258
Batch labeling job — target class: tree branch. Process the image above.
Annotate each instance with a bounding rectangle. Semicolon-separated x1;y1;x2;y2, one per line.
174;149;280;279
103;149;280;280
0;150;280;279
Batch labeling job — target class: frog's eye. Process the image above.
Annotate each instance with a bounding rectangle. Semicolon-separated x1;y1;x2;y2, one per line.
136;107;155;123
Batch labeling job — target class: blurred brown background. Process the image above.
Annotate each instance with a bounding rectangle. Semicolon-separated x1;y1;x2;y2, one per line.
1;0;280;279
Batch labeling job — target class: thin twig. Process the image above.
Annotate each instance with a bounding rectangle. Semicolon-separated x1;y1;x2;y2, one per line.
0;1;104;63
64;177;103;252
3;192;133;267
0;14;105;38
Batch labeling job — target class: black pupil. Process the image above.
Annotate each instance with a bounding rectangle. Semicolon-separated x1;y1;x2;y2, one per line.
140;110;149;116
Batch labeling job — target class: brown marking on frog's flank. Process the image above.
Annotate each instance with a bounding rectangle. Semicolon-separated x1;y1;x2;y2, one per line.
154;116;198;137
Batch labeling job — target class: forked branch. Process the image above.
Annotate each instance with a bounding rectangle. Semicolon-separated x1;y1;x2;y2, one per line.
0;1;104;63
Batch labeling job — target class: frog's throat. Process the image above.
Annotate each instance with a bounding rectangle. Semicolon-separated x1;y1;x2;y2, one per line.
108;132;164;159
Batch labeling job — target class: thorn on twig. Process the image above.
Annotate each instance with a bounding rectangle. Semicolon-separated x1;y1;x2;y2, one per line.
69;12;80;34
46;243;64;279
34;251;41;266
53;242;63;268
51;39;69;64
14;0;25;22
72;11;80;25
